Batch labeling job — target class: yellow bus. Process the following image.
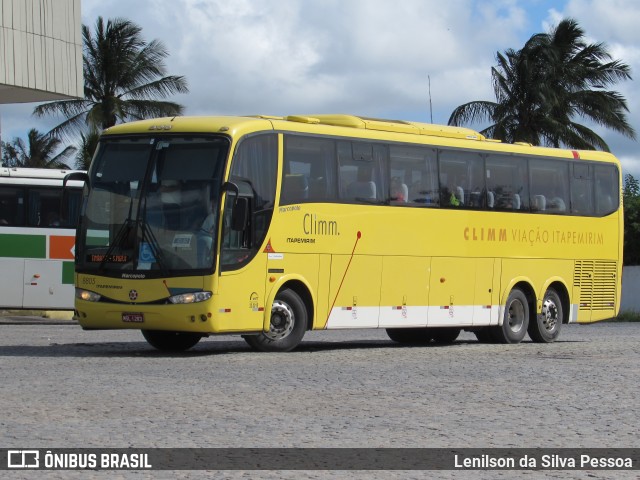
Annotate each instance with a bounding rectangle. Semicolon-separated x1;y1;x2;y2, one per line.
72;114;622;351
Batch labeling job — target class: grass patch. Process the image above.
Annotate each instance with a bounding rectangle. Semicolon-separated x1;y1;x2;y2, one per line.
610;311;640;322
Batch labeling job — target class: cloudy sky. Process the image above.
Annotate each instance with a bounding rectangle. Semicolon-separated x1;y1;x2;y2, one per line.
2;0;639;176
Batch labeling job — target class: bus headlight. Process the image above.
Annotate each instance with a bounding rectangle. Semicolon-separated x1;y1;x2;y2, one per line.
75;288;102;302
168;291;212;304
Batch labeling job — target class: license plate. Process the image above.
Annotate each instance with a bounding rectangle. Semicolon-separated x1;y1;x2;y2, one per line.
122;313;144;323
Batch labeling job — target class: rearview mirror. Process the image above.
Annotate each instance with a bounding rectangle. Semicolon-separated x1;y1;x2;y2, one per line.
231;197;249;231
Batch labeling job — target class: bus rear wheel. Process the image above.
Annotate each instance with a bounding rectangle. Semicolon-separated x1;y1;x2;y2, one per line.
429;327;460;344
386;328;432;344
491;288;529;344
528;288;563;343
243;288;308;352
141;330;202;351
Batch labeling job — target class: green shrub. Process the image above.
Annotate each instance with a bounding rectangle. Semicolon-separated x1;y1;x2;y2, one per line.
611;311;640;322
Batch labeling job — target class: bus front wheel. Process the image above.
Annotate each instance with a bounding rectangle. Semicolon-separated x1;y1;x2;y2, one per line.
528;288;563;343
492;289;529;344
141;330;202;351
243;288;308;352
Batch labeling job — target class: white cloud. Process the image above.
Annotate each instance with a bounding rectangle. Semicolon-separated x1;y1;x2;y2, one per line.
106;0;529;121
52;0;545;125
620;154;640;178
2;0;637;175
563;0;640;44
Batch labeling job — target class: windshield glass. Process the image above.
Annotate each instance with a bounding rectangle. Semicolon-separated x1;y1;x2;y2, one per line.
77;135;229;276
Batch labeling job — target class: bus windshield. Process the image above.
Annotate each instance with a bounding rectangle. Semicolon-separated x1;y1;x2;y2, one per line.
77;135;229;276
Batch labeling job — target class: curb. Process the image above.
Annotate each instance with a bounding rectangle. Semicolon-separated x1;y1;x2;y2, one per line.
0;317;78;325
0;310;77;325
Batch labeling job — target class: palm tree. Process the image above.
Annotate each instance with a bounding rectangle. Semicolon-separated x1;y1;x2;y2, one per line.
1;129;76;169
74;130;101;170
33;17;189;139
448;19;635;151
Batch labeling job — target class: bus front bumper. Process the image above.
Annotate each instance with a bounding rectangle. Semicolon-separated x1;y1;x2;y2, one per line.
75;300;226;333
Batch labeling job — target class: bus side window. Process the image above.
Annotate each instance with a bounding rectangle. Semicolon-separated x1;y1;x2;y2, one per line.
570;163;594;216
439;150;484;208
530;158;569;214
389;145;438;206
0;186;25;226
282;135;337;205
28;188;64;227
346;167;377;200
61;189;83;227
339;141;383;203
0;186;24;226
282;174;309;204
486;154;528;212
594;164;619;216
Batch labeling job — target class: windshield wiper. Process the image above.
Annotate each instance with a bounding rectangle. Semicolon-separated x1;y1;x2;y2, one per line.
98;195;136;272
135;195;169;275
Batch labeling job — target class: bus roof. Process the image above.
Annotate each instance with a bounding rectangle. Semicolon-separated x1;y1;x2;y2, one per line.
100;114;619;164
101;114;485;140
281;114;486;140
0;166;84;180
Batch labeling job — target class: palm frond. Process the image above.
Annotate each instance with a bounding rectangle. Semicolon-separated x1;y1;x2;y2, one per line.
122;75;189;100
46;112;94;141
448;101;497;127
121;100;184;120
448;17;634;151
34;15;189;135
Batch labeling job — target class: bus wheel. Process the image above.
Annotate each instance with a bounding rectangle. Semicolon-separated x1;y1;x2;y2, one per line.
141;330;202;351
429;327;460;344
492;288;529;344
243;289;308;352
528;288;563;343
386;328;432;344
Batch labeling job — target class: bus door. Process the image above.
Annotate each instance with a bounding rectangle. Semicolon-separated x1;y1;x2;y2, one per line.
23;258;74;309
216;184;268;333
472;258;500;326
326;254;382;328
379;256;430;328
215;134;278;333
428;257;496;326
216;259;268;333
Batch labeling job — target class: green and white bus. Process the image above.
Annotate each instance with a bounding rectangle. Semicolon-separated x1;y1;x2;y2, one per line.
0;166;84;310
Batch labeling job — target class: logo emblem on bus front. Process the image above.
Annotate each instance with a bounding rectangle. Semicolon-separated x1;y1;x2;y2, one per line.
129;290;138;301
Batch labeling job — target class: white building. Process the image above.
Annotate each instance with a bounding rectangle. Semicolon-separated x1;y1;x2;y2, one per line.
0;0;82;103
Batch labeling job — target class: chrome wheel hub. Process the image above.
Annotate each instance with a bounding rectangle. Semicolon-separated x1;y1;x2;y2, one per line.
266;300;295;340
541;298;559;332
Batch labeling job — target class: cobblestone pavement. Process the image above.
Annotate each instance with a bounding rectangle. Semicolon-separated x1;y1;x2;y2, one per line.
0;321;638;480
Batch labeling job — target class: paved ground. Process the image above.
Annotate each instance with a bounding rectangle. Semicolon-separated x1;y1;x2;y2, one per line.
0;321;638;479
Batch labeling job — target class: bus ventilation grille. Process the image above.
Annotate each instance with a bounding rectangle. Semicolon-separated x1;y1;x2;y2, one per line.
573;260;618;311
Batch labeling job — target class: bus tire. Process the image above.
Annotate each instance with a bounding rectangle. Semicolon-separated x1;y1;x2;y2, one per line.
528;288;563;343
141;330;202;351
492;288;529;344
243;289;308;352
386;328;432;344
429;327;460;344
